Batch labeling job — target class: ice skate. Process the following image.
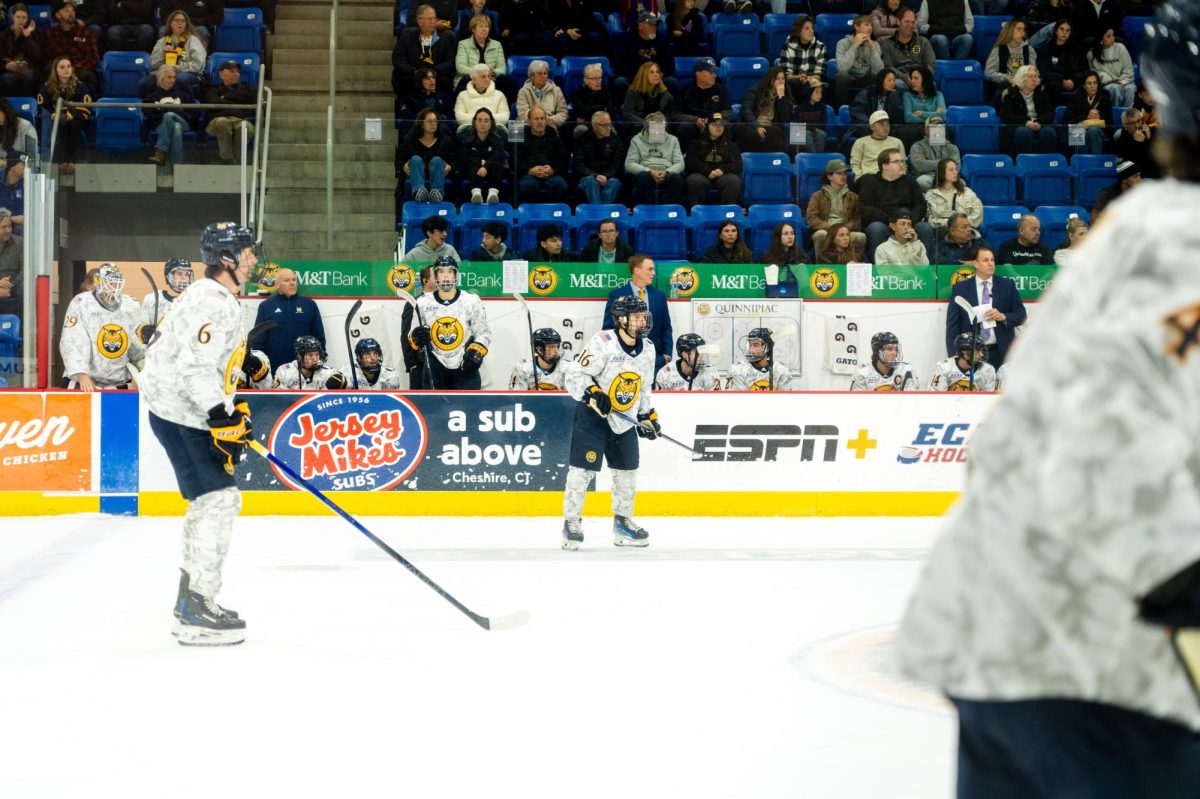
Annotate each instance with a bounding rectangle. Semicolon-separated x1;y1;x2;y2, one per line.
174;578;246;647
562;518;584;551
172;569;239;639
613;516;649;547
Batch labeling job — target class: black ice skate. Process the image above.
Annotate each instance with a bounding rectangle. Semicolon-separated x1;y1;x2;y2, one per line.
173;572;246;646
562;518;584;551
173;569;239;621
613;516;649;547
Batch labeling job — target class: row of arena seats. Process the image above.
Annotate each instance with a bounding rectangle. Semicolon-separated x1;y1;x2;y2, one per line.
400;200;1089;259
13;5;265;53
98;52;262;96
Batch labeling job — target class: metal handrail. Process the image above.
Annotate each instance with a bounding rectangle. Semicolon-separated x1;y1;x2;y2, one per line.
326;0;339;250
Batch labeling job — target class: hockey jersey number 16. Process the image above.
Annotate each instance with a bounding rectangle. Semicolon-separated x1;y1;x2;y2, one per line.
565;330;657;435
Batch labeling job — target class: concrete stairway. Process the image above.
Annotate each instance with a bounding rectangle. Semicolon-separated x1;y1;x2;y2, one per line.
263;0;397;261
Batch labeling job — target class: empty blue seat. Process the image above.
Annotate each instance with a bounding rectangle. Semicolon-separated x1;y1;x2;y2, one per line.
814;13;855;46
746;203;804;255
1071;154;1117;207
711;17;762;57
560;56;611;99
1017;153;1072;206
206;52;262;87
1033;205;1088;250
100;51;151;97
935;60;984;105
458;203;516;252
973;16;1008;61
0;314;19;361
764;13;799;56
27;4;50;30
516;203;573;253
795;152;842;204
400;201;456;238
630;205;688;260
946;105;999;154
92;97;144;154
216;7;265;53
574;203;631;245
1123;16;1152;58
688;204;744;259
742;151;793;204
506;55;557;82
718;57;769;103
981;205;1029;246
961;154;1016;204
9;97;37;128
675;56;700;76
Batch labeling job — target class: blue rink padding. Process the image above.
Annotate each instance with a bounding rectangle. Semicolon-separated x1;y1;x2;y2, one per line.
99;392;138;515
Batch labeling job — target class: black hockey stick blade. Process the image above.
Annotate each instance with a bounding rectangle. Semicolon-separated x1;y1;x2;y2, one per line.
247;440;529;632
138;267;162;346
397;289;438;390
246;319;277;348
609;408;699;456
345;299;363;389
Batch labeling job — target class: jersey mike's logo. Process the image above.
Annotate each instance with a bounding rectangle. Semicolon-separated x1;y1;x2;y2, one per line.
388;263;416;293
96;324;129;359
269;393;427;491
529;265;558;296
810;268;839;298
608;371;641;412
669;266;699;297
432;317;463;351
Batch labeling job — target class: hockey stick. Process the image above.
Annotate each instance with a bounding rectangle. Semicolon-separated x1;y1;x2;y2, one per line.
344;299;363;389
246;319;277;348
608;408;699;456
139;267;161;346
247;438;530;632
954;295;978;391
511;292;541;390
397;289;437;389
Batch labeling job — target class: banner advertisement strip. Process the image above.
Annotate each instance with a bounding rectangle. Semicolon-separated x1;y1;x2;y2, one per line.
0;392;93;493
935;263;1058;300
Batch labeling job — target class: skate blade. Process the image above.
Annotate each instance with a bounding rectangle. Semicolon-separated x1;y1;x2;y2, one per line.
175;621;246;647
562;539;581;551
613;534;649;548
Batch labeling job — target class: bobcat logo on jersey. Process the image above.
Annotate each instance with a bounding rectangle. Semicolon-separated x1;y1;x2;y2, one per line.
224;339;247;395
609;371;642;412
810;268;839;298
529;265;558;296
670;266;699;297
432;317;463;351
96;324;129;359
388;263;416;293
749;378;773;392
950;267;975;285
256;261;281;289
874;382;897;391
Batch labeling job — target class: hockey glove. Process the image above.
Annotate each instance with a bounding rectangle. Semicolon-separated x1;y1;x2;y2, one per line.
583;385;611;418
242;350;269;383
461;342;487;375
636;409;661;440
136;323;157;345
410;325;432;350
207;401;252;476
326;372;348;390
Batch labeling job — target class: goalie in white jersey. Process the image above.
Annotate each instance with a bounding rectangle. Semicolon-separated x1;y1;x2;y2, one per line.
273;335;348;390
346;337;402;390
897;2;1200;791
509;327;569;390
849;331;918;391
561;293;660;550
138;258;193;343
141;222;262;647
655;333;721;391
408;256;491;389
59;263;145;390
929;331;996;391
727;328;792;391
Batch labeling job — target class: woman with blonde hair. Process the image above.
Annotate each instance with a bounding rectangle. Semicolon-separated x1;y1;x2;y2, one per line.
622;62;674;129
1054;217;1088;266
150;11;207;90
38;56;92;173
985;18;1036;89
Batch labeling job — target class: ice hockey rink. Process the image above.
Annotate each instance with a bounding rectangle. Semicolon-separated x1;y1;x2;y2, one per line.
0;514;957;798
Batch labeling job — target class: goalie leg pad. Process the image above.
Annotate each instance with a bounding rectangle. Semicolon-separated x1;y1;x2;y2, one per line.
182;487;242;599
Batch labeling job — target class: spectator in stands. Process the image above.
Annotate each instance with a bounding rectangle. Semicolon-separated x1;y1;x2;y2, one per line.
793;79;830;153
998;213;1053;264
401;266;435;389
850;68;903;134
400;66;454;126
738;66;794;153
668;0;705;57
999;65;1057;155
400;107;456;202
149;11;207;93
523;223;573;262
203;60;255;164
457;107;508;203
0;156;23;233
779;15;826;99
406;0;457;30
454;14;509;97
514;106;568;202
918;0;974;61
858;147;934;260
670;56;730;150
1133;82;1156;130
578;219;634;263
875;208;930;265
0;5;44;98
684;113;742;208
45;1;99;92
883;9;935;89
1092;158;1139;217
834;16;885;108
1112;107;1157;179
909;114;958;189
625;111;685;205
946;241;1025;368
986;19;1036;91
252;268;326;375
1036;19;1087;98
808;159;867;256
700;221;753;263
851;110;904;180
816;222;864;264
466;221;509;261
142;65;198;166
105;0;156;53
623;62;674;130
1089;26;1134;107
903;67;946;126
1064;70;1110;154
392;4;458;95
1026;0;1071;47
616;13;675;102
925;158;982;229
1069;0;1123;49
0;98;39;161
871;0;906;42
570;64;614;138
454;62;510;131
496;0;552;56
574;110;623;205
38;56;91;174
160;0;223;45
1054;217;1088;266
603;253;672;369
760;221;806;264
549;0;604;58
932;211;977;264
405;214;462;262
516;60;568;133
0;210;21;312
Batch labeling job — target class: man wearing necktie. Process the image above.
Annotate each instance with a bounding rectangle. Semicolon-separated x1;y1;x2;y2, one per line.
603;254;673;369
946;242;1027;368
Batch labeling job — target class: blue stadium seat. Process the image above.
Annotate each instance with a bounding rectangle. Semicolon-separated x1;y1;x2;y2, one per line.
9;97;37;128
764;13;799;56
742;151;793;204
516;203;573;253
206;52;262;87
100;51;151;98
1123;16;1152;58
630;205;688;260
506;55;557;82
961;154;1016;204
1111;105;1128;126
1071;154;1117;207
688;204;744;260
92;97;145;154
0;314;19;361
795;152;842;204
458;203;516;252
980;205;1028;246
946;105;999;154
560;56;612;99
216;8;265;53
675;56;700;76
574;203;631;246
814;13;855;46
1033;205;1088;249
709;12;756;25
826;57;837;80
457;8;500;37
1016;153;1072;206
400;201;456;237
973;16;1008;61
712;16;762;57
27;4;50;30
746;203;804;255
605;12;623;35
935;60;984;106
718;57;769;103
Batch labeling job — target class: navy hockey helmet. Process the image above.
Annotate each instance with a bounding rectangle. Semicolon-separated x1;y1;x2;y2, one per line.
954;331;988;364
294;335;326;363
355;337;383;362
531;328;562;365
164;258;193;293
199;222;265;283
611;294;652;338
872;331;901;366
745;327;773;364
432;255;459;291
1141;0;1200;140
676;333;705;354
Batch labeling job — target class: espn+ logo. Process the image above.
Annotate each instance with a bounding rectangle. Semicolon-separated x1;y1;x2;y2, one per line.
692;424;840;462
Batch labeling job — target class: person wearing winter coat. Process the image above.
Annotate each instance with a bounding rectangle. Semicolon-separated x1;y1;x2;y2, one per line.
625;111;685;205
908;114;960;189
150;11;207;89
454;14;508;94
515;59;568;131
457;107;509;203
454;63;510;131
923;158;983;229
683;114;742;207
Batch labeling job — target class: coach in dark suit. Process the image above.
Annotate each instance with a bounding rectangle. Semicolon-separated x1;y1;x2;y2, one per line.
946;241;1027;368
602;253;673;369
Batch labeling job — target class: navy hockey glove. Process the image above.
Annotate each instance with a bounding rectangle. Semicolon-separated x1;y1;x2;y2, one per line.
242;350;268;383
410;325;432;350
584;385;611;418
636;409;661;440
207;399;252;476
325;372;348;390
461;342;487;375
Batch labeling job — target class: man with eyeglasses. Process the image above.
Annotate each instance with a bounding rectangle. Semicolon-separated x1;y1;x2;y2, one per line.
570;64;615;137
574;111;624;204
858;145;935;260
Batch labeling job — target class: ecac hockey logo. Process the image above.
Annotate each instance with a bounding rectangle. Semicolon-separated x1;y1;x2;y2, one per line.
270;393;428;491
896;422;972;465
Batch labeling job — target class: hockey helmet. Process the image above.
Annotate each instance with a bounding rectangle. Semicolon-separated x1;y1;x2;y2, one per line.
954;331;988;365
676;332;706;368
611;294;653;338
744;327;774;364
432;255;459;292
95;263;124;308
531;327;562;366
1141;0;1200;140
355;337;383;377
872;331;901;366
164;258;193;293
199;222;265;284
294;335;326;364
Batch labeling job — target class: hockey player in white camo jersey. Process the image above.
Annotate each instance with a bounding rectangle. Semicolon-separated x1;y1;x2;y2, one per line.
655;333;721;390
141;222;263;647
509;327;570;390
995;361;1009;390
273;336;348;390
561;293;660;550
408;255;491;390
138;258;193;343
59;263;146;391
726;327;791;391
849;331;918;391
897;3;1200;790
345;337;402;390
929;331;996;391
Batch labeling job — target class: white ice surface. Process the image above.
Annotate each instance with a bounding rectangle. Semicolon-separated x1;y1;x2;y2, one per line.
0;515;956;799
